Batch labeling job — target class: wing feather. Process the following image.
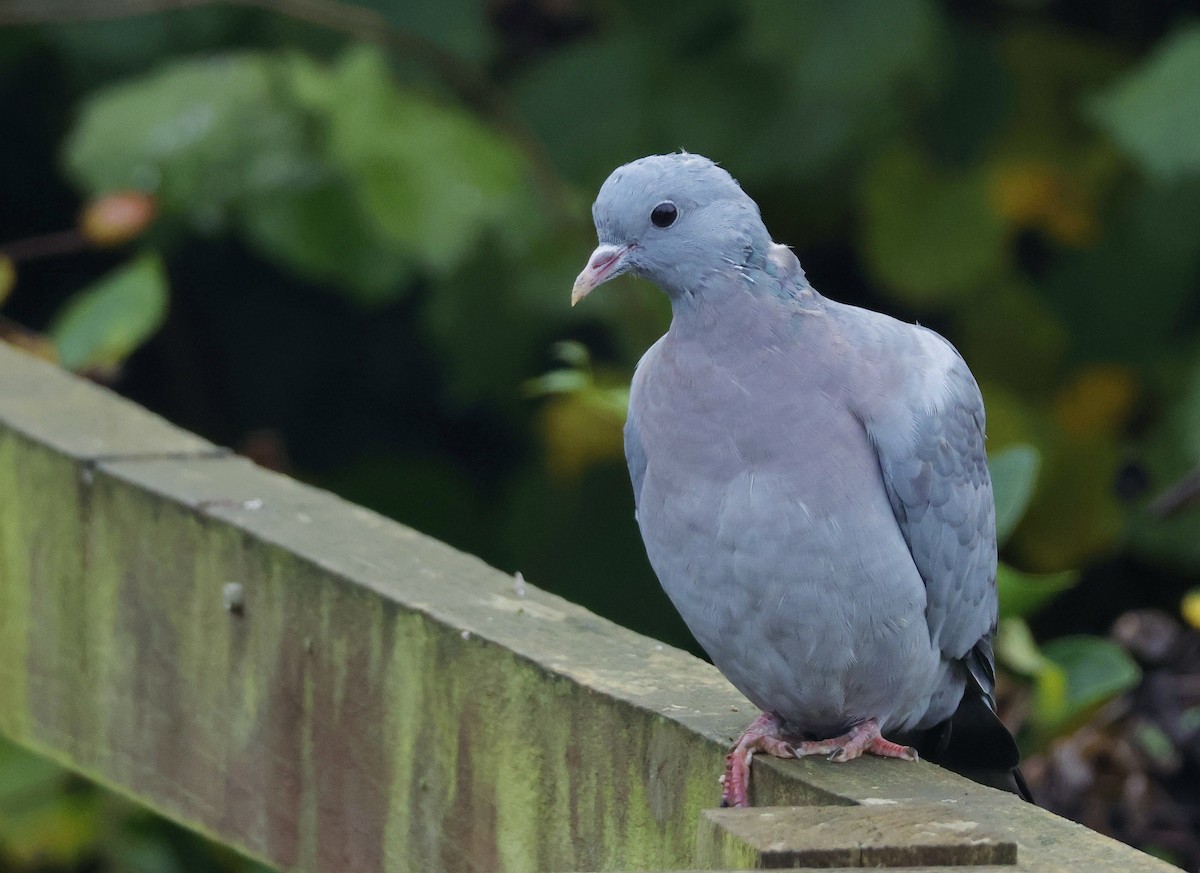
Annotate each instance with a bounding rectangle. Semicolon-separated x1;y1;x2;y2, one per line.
625;412;648;505
865;331;999;702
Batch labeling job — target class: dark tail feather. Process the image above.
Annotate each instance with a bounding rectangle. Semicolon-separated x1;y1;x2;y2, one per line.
907;682;1034;803
1012;765;1033;803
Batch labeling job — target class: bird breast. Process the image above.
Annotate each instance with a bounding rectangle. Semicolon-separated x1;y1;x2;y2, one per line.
628;328;944;734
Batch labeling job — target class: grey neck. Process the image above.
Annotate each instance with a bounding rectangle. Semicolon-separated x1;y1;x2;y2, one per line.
666;245;823;340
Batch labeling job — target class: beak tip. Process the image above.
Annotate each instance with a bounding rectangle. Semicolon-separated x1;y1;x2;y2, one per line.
572;242;628;307
570;280;591;308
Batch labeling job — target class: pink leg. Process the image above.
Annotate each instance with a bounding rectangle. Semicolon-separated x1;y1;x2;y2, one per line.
720;714;917;808
720;711;797;808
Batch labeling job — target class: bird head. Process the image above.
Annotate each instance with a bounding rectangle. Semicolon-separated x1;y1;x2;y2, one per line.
571;153;772;305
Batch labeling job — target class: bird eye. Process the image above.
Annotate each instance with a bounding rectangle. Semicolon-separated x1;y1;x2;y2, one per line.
650;201;678;228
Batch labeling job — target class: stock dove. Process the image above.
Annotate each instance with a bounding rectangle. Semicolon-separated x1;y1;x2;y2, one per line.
571;153;1027;807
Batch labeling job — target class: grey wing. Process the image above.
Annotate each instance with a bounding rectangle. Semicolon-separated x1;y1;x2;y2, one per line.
624;338;663;511
871;346;999;702
624;411;648;507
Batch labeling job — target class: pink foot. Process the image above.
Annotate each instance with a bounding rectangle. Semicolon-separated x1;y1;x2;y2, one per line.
719;715;917;808
720;712;797;808
793;718;919;764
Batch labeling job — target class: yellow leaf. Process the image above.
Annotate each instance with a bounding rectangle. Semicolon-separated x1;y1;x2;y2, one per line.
538;394;624;480
1034;660;1070;727
0;254;14;306
0;795;99;867
1054;364;1138;436
990;160;1058;224
1183;588;1200;630
988;158;1100;248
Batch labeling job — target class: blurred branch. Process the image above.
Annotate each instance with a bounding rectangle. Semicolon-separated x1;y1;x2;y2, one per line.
0;0;212;21
0;229;86;262
1147;467;1200;518
0;0;573;215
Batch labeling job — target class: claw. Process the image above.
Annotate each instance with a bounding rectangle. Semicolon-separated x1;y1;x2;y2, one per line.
721;712;794;808
721;714;917;807
815;718;918;764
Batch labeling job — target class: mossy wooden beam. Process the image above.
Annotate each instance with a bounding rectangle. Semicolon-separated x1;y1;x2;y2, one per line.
0;341;1182;873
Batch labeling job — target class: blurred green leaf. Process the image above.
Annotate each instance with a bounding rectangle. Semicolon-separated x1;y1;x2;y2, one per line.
957;281;1069;391
49;253;168;371
862;146;1009;305
525;342;629;419
550;341;591;369
107;832;188;873
996;616;1049;676
1133;721;1180;770
745;0;941;101
63;47;533;296
526;369;590;397
1040;634;1141;721
317;46;527;273
739;0;944;180
993;446;1041;542
1015;433;1124;571
998;621;1140;737
527;340;631;477
512;36;654;183
990;443;1040;544
1033;664;1070;730
977;383;1041;449
526;342;607;399
997;563;1077;619
0;737;64;805
1042;181;1200;362
65;53;319;232
1090;25;1200;180
655;62;782;181
0;739;99;869
0;793;101;868
1181;706;1200;735
239;178;413;303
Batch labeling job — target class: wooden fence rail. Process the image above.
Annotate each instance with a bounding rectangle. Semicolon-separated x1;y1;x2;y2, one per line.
0;340;1180;872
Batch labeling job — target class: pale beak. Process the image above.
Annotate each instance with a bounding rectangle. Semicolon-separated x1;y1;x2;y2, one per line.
571;243;632;306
